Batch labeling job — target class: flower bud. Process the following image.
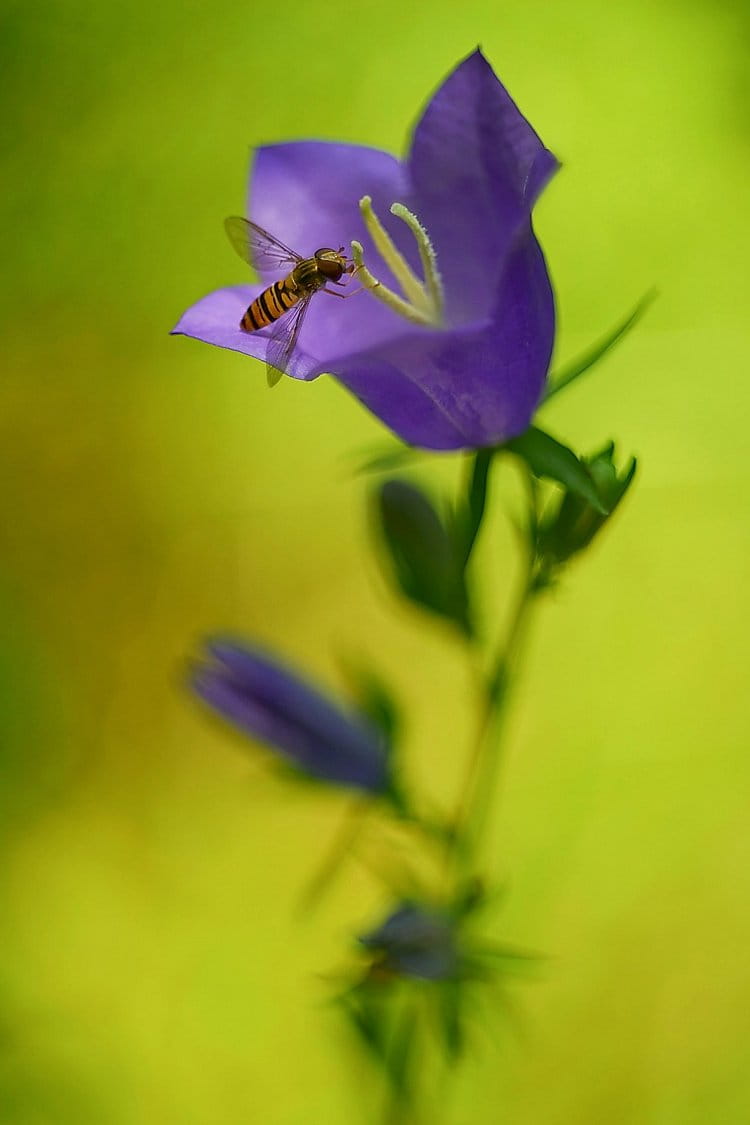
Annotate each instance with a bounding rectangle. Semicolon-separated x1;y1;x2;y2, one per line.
359;902;458;981
191;640;390;792
537;443;636;569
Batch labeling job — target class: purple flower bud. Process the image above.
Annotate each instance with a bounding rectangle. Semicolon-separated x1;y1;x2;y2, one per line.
191;640;389;792
359;903;458;981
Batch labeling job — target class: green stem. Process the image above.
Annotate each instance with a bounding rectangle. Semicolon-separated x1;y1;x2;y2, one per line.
383;1000;420;1125
462;578;537;859
449;462;540;869
296;798;370;914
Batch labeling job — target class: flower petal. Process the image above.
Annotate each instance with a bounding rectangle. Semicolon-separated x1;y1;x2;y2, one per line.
171;283;273;362
407;49;559;326
328;225;555;450
251;142;410;275
250;142;420;360
171;283;408;382
173;142;423;375
192;640;388;791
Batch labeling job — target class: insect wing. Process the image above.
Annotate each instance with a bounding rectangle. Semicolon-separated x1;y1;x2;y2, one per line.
265;294;313;387
224;216;302;273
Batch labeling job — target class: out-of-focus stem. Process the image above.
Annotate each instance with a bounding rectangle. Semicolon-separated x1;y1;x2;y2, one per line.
383;1000;420;1125
449;462;540;869
462;577;537;857
296;797;371;913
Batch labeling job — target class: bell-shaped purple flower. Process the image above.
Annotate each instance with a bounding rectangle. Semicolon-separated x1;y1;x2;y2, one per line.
191;639;389;792
172;50;558;451
359;902;459;981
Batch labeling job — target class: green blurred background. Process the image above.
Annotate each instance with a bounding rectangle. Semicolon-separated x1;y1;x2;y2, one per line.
2;0;749;1120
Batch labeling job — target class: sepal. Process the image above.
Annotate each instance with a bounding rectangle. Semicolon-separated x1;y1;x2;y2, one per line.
504;426;607;512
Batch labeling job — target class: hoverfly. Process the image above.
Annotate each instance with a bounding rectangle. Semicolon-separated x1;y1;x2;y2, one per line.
224;216;356;387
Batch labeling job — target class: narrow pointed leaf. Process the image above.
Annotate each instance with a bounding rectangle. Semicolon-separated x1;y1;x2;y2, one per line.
296;802;368;913
437;980;465;1060
504;427;607;513
353;442;422;475
543;290;656;402
386;1004;419;1100
342;988;390;1063
454;449;494;568
537;445;638;565
338;658;400;746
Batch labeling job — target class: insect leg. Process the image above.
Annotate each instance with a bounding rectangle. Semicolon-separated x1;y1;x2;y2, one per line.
322;286;368;299
334;265;364;287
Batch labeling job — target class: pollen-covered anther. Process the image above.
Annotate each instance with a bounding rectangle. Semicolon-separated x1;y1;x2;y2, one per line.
351;196;445;327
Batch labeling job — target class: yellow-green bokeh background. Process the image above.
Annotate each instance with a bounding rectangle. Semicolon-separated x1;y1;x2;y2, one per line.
2;0;749;1121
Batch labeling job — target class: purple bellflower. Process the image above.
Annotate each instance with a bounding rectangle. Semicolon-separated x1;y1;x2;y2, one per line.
172;50;558;451
359;902;459;981
191;640;389;792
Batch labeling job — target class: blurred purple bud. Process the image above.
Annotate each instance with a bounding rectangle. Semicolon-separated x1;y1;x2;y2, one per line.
191;639;390;792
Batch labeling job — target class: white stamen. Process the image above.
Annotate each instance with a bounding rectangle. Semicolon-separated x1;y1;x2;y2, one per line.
352;197;445;328
390;203;444;324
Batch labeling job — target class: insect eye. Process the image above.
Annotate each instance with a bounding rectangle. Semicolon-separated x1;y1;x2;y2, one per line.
314;247;336;259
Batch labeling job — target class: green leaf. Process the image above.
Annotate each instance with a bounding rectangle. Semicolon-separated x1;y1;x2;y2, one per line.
338;657;400;747
472;942;544;969
543;289;656;402
375;479;472;634
386;1004;419;1100
452;449;494;569
449;877;487;919
436;980;465;1060
504;427;608;513
341;985;390;1062
340;985;419;1103
296;802;369;913
352;441;422;475
537;444;638;566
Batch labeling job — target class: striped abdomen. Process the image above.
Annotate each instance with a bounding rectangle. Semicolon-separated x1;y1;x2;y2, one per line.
241;275;300;332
